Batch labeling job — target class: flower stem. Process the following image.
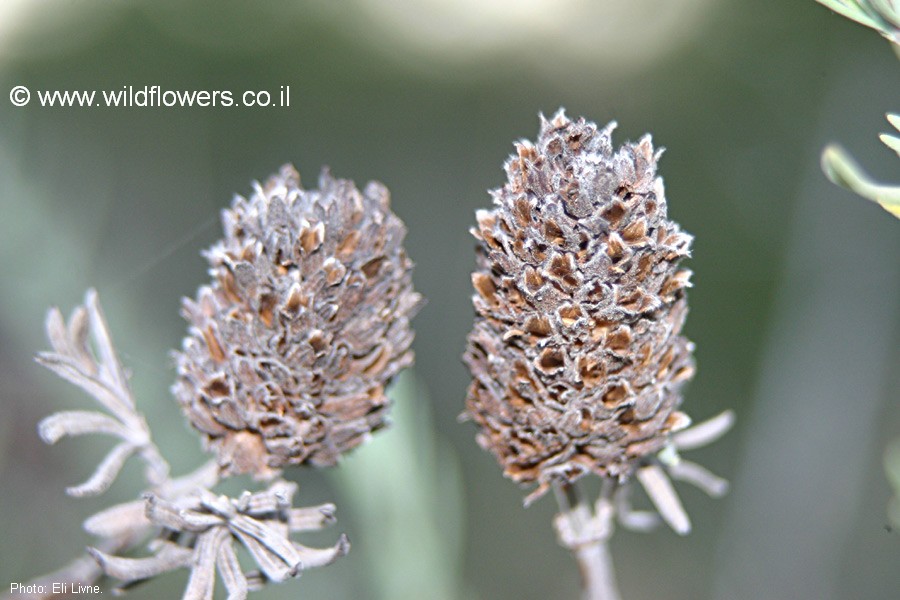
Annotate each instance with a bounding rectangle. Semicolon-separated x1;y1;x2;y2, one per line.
553;481;621;600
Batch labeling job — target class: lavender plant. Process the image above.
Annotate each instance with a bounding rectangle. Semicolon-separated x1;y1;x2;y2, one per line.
462;110;732;600
12;164;421;599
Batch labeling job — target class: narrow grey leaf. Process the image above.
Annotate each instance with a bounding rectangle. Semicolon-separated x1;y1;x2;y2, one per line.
232;529;294;582
244;571;267;592
36;354;134;421
67;305;94;373
613;486;660;532
183;529;224;600
288;504;337;531
66;442;136;497
229;514;302;567
290;534;349;568
178;511;225;530
38;410;129;444
144;494;222;532
266;480;297;504
197;488;235;518
671;410;735;451
45;307;68;356
217;538;249;600
636;464;691;535
242;481;297;517
143;494;191;531
85;290;133;407
667;459;729;498
84;500;150;538
88;543;192;581
139;446;171;487
617;508;661;532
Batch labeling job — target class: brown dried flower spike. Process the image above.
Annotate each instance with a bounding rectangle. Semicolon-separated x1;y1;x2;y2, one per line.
464;110;696;502
175;165;421;477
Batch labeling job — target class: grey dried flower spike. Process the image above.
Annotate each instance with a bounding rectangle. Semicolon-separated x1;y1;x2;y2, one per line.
463;110;725;506
174;164;422;478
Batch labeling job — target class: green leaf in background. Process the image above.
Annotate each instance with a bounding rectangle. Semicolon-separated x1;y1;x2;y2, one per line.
884;437;900;527
821;142;900;219
331;372;467;600
880;113;900;156
816;0;900;43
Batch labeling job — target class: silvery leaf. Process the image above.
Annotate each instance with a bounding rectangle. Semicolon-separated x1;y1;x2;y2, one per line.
38;410;129;444
216;537;249;600
229;514;301;567
84;500;150;538
88;543;192;582
636;464;691;535
183;529;225;600
288;504;337;531
290;534;349;568
667;459;730;498
66;442;137;497
85;290;132;406
231;529;296;583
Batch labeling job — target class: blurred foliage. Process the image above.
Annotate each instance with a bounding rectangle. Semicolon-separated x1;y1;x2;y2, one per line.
822;132;900;218
817;0;900;43
818;0;900;557
818;0;900;219
332;372;466;600
886;437;900;528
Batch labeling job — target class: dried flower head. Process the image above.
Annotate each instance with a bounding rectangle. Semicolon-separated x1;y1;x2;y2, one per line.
463;110;696;502
174;165;421;477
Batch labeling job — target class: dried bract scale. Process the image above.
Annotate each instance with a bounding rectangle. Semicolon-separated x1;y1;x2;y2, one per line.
175;165;422;477
463;110;696;502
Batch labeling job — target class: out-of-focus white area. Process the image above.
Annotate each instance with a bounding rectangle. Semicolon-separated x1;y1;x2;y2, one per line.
332;0;711;61
1;0;715;75
0;0;119;60
311;0;716;75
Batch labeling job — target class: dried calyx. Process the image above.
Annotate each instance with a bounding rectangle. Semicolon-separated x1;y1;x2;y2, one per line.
174;165;422;478
463;110;705;504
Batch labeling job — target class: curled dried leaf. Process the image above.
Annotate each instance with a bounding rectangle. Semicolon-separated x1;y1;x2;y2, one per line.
83;500;150;538
38;410;130;444
66;442;137;498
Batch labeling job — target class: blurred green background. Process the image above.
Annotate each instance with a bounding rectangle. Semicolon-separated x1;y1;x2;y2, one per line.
1;1;899;599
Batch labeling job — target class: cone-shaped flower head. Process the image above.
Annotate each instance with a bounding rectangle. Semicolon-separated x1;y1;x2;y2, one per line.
463;111;695;501
175;165;421;477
